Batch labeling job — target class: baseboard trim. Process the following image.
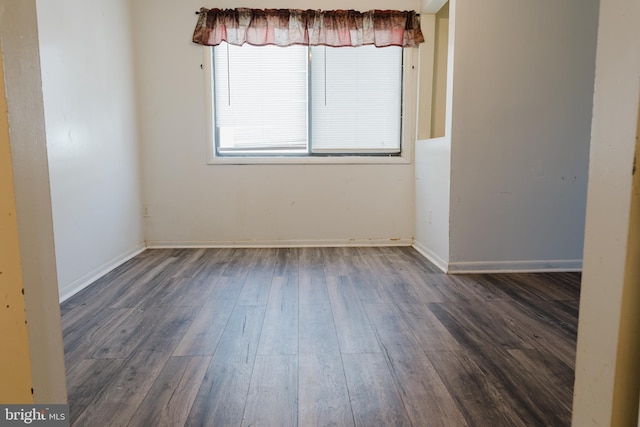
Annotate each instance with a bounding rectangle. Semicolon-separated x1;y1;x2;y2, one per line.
447;259;583;274
145;238;413;249
411;241;449;273
58;243;146;302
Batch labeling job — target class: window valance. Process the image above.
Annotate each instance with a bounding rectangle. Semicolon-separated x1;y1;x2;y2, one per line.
192;8;424;48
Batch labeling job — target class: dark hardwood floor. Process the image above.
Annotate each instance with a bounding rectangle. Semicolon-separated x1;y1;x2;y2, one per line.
60;247;580;426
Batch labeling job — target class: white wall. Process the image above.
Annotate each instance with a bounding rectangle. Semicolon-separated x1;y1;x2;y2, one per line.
414;137;451;270
132;0;419;247
572;0;640;423
446;0;599;272
36;0;145;300
0;0;67;403
414;1;454;271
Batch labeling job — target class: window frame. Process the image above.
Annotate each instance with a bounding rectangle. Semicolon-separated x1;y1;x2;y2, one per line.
203;45;418;165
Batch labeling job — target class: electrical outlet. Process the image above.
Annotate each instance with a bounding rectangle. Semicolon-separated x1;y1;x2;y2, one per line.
143;205;150;218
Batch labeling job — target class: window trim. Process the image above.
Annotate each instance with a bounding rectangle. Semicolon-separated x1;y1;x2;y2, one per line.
203;46;418;165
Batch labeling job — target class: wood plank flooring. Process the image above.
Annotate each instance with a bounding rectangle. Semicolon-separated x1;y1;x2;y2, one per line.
61;247;581;426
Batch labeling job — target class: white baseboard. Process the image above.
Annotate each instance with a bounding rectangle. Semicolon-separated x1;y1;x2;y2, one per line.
409;241;582;274
447;259;583;274
411;241;449;273
58;243;146;303
145;238;413;249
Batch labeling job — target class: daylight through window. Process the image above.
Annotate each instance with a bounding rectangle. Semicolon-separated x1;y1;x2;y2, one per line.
210;43;403;157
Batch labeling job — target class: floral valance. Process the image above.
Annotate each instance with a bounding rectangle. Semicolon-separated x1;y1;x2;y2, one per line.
192;8;424;48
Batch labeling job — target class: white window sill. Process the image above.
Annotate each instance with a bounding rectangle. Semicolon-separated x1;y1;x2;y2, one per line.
207;154;411;165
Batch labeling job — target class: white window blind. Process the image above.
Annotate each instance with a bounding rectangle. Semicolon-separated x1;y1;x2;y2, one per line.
211;43;402;156
213;43;308;152
310;45;402;153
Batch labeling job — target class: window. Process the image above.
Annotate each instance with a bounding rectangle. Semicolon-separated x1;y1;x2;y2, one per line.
207;43;406;160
